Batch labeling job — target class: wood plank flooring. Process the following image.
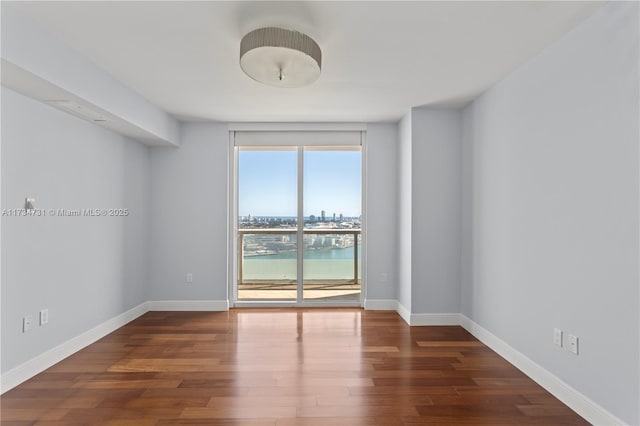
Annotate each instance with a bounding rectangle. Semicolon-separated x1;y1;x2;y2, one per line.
1;309;590;425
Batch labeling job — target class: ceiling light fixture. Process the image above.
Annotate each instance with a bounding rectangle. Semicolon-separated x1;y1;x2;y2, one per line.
240;27;321;88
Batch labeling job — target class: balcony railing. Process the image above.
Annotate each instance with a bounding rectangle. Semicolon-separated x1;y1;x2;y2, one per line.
238;228;361;295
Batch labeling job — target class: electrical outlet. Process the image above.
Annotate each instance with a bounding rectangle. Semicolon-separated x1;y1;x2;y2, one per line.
23;315;33;332
186;273;193;283
553;328;563;347
40;309;49;325
568;335;579;355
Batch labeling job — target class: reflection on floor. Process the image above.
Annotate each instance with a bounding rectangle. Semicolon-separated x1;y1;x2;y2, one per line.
238;280;361;301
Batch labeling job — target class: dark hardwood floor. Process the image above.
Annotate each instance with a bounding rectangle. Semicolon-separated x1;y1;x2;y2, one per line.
1;309;589;425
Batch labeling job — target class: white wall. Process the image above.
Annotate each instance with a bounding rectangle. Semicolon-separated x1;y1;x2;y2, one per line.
396;108;462;317
364;123;398;302
397;112;412;312
461;2;639;424
1;87;150;373
148;123;229;302
411;109;461;314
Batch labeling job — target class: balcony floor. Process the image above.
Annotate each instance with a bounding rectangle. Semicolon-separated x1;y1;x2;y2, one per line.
238;280;361;302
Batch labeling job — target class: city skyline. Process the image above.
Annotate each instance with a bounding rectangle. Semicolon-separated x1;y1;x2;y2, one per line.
238;213;360;220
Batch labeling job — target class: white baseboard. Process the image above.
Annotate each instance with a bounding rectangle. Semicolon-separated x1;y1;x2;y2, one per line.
410;312;460;326
363;299;397;310
147;300;229;311
459;315;625;426
0;302;148;394
396;302;411;325
393;303;459;326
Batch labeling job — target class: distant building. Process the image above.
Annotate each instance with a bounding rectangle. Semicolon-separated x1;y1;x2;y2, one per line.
339;213;343;221
332;212;336;221
321;210;325;221
309;215;316;222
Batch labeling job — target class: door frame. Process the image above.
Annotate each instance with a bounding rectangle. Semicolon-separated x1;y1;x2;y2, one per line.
227;128;367;308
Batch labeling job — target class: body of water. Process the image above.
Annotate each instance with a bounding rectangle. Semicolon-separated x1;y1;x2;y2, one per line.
242;246;361;281
249;246;356;260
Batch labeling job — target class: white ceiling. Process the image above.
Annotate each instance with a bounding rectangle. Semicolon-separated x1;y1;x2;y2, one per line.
9;1;603;122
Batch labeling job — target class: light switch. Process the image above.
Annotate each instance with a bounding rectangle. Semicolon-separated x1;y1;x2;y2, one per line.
553;328;562;347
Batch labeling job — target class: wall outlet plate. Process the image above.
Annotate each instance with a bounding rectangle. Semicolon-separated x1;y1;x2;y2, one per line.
23;315;33;332
568;334;579;355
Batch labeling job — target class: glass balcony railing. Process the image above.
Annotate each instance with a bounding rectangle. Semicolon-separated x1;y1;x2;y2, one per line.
237;228;361;301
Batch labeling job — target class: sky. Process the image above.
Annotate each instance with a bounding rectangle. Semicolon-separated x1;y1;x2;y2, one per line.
238;148;361;218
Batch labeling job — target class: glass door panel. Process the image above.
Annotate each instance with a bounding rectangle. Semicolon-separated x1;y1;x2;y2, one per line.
237;148;297;301
302;148;362;303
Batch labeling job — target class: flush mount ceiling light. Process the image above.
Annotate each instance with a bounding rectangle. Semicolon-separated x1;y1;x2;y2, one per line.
240;27;322;88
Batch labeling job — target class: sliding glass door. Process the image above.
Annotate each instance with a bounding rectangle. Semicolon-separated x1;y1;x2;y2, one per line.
237;148;298;301
235;146;362;305
302;148;361;303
